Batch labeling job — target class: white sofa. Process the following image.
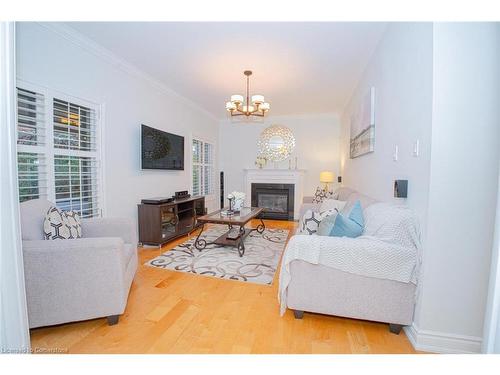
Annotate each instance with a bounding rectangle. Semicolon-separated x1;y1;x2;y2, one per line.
20;199;138;328
279;187;420;334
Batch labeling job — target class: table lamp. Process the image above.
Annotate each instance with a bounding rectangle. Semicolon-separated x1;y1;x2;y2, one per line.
320;171;335;192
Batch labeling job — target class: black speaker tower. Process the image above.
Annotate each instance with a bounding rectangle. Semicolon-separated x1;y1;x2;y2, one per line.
220;171;224;209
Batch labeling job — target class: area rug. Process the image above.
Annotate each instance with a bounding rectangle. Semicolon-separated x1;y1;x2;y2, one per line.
145;225;289;285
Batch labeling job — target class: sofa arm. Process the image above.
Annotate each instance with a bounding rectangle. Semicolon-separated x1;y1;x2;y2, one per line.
81;217;137;246
22;237;128;327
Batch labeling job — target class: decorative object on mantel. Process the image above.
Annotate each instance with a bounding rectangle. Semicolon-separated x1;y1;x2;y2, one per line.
350;86;375;158
225;70;270;118
257;125;296;162
254;155;267;169
319;171;335;192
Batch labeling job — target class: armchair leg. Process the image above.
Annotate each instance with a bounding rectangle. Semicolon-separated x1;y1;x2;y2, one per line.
107;315;120;326
293;310;304;319
389;323;403;334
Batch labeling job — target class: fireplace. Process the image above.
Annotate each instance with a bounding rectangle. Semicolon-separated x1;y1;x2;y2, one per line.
251;183;295;221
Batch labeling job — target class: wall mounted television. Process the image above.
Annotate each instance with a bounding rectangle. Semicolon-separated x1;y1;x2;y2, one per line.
141;124;184;170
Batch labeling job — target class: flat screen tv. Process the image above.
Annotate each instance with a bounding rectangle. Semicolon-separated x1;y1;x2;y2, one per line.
141;124;184;170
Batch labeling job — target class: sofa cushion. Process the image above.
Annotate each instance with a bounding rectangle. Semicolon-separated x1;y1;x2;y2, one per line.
330;201;364;238
20;199;54;240
319;199;346;213
342;192;377;214
333;187;355;201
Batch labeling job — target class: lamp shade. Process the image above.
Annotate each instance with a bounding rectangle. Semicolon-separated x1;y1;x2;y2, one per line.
230;94;243;104
251;94;264;104
319;171;334;183
260;102;270;111
225;101;236;111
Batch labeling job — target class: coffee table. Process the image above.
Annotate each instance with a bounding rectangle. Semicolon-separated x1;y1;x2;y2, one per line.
194;207;265;257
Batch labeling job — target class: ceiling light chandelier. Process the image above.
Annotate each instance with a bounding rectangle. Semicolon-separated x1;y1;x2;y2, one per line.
225;70;270;117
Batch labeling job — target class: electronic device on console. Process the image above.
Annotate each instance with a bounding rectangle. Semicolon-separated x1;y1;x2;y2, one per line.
141;197;174;205
173;190;190;200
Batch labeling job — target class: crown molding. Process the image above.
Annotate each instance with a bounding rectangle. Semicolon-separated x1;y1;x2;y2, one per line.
36;22;219;123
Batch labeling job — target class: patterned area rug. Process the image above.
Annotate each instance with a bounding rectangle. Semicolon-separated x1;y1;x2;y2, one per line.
145;225;289;285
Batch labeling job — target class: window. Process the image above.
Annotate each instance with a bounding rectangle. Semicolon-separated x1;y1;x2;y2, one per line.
192;138;214;197
16;85;102;218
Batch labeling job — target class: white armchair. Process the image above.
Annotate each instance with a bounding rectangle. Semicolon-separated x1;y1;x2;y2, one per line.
19;199;137;328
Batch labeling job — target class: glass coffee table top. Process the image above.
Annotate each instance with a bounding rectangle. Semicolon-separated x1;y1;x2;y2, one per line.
197;207;263;224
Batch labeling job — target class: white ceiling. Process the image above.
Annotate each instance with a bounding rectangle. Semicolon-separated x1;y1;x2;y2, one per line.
65;22;387;119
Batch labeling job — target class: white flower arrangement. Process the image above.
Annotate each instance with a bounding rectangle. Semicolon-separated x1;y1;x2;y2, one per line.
228;191;246;211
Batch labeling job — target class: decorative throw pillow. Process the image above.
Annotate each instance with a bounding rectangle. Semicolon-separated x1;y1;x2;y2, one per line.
317;210;340;236
312;187;334;203
319;198;346;213
43;206;82;240
329;200;364;238
299;209;336;235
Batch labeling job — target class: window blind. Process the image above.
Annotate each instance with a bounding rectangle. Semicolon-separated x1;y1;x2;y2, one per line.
17;88;45;146
17;152;47;202
53;98;97;151
192;138;215;197
54;155;100;218
16;84;102;218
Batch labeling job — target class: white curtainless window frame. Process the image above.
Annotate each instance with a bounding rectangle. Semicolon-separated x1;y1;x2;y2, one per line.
16;82;103;218
192;137;215;199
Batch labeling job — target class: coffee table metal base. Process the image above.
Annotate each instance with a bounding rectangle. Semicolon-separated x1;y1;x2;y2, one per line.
194;218;266;257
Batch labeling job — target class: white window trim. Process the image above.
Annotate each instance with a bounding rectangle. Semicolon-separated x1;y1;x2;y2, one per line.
190;133;217;204
16;79;105;217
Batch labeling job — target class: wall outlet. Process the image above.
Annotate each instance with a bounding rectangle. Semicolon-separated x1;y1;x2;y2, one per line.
393;145;399;161
413;140;420;157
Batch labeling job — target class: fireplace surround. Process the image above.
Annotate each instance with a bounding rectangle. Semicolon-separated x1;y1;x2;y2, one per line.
244;169;305;220
251;183;295;220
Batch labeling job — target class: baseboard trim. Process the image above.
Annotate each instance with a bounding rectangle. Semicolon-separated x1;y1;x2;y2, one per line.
404;323;482;354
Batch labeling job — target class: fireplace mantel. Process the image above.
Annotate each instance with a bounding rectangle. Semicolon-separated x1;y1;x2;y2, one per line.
243;169;306;220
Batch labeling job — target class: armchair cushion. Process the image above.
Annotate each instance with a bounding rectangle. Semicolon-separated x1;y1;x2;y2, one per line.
20;199;53;240
81;217;137;246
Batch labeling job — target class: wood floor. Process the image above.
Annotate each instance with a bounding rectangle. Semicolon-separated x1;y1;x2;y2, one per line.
30;219;418;354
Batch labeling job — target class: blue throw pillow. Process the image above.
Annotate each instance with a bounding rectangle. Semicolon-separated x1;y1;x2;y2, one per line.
329;200;364;238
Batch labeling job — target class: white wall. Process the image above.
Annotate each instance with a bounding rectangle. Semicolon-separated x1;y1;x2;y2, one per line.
414;23;500;350
0;21;30;354
15;22;219;220
219;113;341;199
340;23;434;226
482;163;500;353
341;22;500;353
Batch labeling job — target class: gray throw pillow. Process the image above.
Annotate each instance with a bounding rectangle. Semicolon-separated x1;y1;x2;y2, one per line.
317;210;339;236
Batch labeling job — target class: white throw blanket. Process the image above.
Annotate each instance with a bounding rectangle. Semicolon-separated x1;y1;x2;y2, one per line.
278;202;422;316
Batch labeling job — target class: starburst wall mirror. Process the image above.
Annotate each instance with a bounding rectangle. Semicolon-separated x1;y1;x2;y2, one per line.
257;125;296;162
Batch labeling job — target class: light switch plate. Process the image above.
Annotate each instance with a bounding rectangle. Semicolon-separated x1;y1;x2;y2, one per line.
413;140;420;157
393;145;399;161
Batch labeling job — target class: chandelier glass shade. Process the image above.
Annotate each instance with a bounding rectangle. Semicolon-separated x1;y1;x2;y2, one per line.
226;70;270;117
